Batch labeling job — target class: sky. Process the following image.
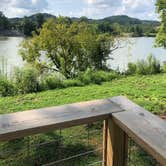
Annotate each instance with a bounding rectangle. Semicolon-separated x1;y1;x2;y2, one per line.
0;0;158;20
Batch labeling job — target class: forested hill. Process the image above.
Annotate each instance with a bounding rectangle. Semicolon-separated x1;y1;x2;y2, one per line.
9;13;159;26
0;12;160;37
98;15;159;26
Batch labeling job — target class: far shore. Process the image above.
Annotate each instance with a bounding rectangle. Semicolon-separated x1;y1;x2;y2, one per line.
0;30;24;37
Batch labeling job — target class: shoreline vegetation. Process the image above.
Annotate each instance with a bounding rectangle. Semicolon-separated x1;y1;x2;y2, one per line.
0;73;165;115
0;12;159;37
0;31;157;38
0;55;166;98
0;1;165;165
0;30;24;37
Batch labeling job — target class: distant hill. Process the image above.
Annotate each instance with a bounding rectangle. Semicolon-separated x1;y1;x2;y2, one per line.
9;13;56;24
98;15;159;26
9;13;160;26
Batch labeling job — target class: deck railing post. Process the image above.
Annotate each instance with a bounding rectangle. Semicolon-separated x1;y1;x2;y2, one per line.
103;117;128;166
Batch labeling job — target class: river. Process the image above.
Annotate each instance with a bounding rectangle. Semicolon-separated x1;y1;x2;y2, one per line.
0;37;166;73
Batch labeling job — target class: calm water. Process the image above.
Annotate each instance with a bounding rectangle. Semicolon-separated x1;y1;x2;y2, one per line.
0;37;166;73
108;37;166;71
0;37;24;74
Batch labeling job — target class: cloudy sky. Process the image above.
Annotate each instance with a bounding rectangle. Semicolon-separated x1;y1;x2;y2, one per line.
0;0;158;20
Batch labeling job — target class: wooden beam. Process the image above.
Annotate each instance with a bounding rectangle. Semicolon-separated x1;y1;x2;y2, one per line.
105;117;128;166
103;119;108;166
111;96;166;166
0;98;123;141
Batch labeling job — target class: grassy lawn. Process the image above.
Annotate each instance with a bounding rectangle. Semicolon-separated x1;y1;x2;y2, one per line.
0;74;165;114
0;74;165;165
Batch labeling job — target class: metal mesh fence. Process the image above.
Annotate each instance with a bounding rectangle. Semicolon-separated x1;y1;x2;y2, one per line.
0;122;103;166
127;137;161;166
0;121;163;166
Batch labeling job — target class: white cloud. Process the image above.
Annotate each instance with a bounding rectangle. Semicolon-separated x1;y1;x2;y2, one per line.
82;0;157;20
0;0;157;20
0;0;48;17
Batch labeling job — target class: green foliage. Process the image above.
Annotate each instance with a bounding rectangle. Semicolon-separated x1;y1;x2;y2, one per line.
126;63;137;75
20;17;112;78
63;79;83;88
126;55;161;75
40;73;64;90
0;12;159;37
0;75;15;97
131;25;143;37
35;13;45;29
13;66;39;94
21;17;36;36
161;62;166;73
0;74;165;114
0;74;165;165
79;69;118;85
0;11;10;30
156;0;166;48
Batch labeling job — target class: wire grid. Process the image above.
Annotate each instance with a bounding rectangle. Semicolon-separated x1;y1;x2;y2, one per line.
0;122;103;166
127;137;161;166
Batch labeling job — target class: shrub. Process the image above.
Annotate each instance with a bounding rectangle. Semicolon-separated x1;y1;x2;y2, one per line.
40;73;64;90
146;55;160;74
63;79;83;88
78;68;92;85
161;62;166;73
0;75;16;97
13;66;39;94
78;68;119;85
136;60;149;75
126;55;161;75
126;63;137;75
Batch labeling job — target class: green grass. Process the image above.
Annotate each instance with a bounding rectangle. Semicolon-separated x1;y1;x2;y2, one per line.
0;74;165;165
0;74;165;114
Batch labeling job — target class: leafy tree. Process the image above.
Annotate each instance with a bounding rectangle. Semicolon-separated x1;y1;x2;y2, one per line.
35;13;45;29
156;0;166;48
0;11;10;30
20;17;113;78
78;16;89;23
21;17;36;36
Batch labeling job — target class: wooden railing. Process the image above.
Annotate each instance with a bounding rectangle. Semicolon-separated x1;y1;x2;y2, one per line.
0;96;166;166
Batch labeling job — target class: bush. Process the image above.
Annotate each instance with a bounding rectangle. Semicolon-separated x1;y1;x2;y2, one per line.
0;75;16;97
40;73;64;90
13;66;39;94
126;55;161;75
146;55;160;74
78;68;119;85
78;68;92;85
63;79;84;88
126;63;137;75
136;60;149;75
161;62;166;73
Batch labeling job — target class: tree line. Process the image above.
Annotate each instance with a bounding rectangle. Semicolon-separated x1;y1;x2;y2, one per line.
0;12;159;37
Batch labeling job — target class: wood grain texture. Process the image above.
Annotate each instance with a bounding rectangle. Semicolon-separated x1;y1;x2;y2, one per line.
0;98;123;141
106;118;128;166
111;96;166;166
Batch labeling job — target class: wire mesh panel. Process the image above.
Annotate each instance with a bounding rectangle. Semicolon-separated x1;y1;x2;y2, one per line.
0;121;103;166
127;137;161;166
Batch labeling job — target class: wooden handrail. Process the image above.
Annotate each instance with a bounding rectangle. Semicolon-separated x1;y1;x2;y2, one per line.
111;96;166;166
0;98;123;141
0;96;166;166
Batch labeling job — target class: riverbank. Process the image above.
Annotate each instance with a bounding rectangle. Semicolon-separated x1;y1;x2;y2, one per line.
0;73;165;114
0;30;24;37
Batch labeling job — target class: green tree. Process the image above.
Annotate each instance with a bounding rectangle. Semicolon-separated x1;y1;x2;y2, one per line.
156;0;166;48
0;11;10;30
20;17;112;78
35;13;45;29
21;17;36;36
